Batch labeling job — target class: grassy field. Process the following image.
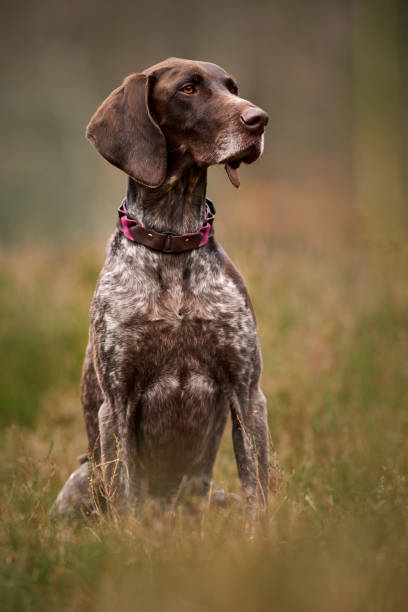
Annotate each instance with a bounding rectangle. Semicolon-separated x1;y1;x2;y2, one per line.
1;190;408;611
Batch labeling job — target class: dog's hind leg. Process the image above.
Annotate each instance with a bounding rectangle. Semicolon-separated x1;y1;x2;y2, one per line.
50;461;94;521
51;340;105;520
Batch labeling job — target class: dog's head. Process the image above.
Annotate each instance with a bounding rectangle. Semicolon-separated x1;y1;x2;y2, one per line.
86;57;268;189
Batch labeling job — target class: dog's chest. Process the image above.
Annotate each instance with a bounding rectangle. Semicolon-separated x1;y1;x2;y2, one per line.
92;240;257;384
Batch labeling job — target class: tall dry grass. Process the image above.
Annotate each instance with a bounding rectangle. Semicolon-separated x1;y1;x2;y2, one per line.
1;178;408;611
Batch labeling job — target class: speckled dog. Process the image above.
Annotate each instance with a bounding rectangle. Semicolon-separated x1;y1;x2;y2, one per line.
53;58;270;518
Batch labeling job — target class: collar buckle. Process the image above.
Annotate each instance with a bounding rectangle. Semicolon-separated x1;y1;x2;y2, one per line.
162;232;175;253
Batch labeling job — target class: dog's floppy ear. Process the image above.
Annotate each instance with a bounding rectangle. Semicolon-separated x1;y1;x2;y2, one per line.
86;73;167;188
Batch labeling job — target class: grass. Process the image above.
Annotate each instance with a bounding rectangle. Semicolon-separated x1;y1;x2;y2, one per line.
1;214;408;610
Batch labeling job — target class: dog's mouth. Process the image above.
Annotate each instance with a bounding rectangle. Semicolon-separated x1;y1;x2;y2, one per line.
223;139;263;188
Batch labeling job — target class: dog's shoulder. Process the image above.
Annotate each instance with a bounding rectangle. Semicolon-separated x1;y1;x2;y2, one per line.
212;242;257;323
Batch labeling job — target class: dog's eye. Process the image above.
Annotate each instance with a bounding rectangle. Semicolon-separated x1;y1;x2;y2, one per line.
230;85;238;95
180;84;195;94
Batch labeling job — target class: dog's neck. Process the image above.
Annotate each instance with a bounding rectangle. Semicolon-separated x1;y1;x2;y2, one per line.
126;156;208;235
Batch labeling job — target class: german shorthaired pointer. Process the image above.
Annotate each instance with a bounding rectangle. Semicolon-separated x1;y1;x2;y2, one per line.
53;58;270;518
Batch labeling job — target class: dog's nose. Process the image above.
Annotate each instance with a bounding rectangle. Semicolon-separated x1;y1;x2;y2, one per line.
240;106;269;132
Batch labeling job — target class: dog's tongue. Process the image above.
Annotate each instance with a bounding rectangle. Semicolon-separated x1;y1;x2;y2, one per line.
225;163;240;188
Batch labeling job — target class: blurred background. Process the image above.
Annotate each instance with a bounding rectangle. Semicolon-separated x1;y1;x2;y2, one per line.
1;1;408;611
1;0;406;246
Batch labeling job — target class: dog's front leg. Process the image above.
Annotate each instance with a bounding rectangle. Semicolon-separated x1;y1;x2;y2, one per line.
81;340;104;462
248;386;270;506
98;400;130;516
230;385;270;512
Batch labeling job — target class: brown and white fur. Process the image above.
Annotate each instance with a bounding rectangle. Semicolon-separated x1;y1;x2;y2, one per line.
52;58;270;518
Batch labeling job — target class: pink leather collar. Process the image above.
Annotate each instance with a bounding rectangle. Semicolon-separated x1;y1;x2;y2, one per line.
117;199;216;254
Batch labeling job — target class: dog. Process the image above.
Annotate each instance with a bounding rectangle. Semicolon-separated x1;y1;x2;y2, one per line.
52;58;270;518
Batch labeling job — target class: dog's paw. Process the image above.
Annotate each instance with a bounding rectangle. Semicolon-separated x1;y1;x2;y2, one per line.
211;486;242;507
